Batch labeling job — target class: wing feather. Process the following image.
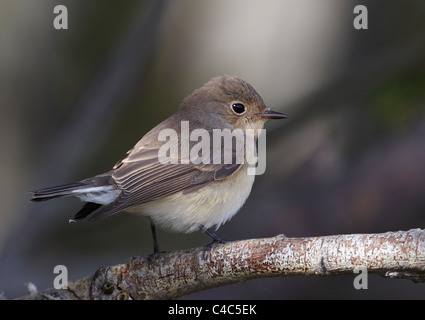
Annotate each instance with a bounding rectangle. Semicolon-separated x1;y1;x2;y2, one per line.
89;145;243;220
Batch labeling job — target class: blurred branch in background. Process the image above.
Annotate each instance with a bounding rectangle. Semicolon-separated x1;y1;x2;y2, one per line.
18;229;425;300
35;0;169;185
264;19;425;236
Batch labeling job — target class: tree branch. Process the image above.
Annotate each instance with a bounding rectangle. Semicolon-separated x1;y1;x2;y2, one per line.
19;228;425;300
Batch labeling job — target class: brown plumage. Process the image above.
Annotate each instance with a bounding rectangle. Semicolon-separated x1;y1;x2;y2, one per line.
31;75;287;251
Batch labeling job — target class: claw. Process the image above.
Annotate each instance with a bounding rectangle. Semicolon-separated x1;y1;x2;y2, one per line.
199;225;229;260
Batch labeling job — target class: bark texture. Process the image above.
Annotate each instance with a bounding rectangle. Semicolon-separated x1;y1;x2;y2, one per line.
19;228;425;300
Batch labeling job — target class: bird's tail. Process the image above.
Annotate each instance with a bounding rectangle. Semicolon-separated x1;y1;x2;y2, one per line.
31;182;104;221
31;172;115;202
31;182;89;202
31;172;118;221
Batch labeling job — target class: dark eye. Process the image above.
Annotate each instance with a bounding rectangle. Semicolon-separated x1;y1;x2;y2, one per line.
231;103;246;115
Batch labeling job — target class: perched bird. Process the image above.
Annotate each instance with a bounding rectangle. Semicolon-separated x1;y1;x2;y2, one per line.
31;75;287;253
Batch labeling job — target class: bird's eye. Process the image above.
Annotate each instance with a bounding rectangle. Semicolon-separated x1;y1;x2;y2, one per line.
231;103;246;115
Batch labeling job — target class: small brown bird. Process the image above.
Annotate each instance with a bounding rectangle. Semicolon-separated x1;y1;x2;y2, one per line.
31;76;287;253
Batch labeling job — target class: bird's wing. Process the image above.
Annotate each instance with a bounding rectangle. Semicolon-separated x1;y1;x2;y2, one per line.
88;142;243;220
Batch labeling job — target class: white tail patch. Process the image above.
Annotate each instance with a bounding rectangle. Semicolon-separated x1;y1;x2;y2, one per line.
72;186;120;205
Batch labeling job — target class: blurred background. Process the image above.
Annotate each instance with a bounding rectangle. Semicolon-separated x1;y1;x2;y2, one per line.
1;0;425;299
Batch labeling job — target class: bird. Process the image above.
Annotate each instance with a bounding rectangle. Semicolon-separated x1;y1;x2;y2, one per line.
31;75;287;254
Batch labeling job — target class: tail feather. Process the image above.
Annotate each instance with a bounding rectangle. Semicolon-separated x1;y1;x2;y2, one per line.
31;182;87;202
73;202;103;221
31;172;117;220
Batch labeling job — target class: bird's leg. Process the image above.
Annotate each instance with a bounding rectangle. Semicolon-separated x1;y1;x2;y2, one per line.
149;218;163;255
146;218;166;266
200;225;228;243
199;225;229;259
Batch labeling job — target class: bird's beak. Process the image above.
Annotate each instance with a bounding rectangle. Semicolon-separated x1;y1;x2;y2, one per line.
256;108;288;119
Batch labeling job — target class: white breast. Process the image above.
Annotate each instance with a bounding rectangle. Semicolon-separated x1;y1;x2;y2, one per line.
126;166;255;233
